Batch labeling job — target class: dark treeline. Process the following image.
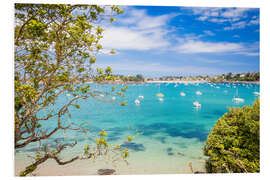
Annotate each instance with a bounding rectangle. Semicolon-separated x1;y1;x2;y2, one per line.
94;72;259;83
211;72;260;82
98;74;145;82
145;72;259;82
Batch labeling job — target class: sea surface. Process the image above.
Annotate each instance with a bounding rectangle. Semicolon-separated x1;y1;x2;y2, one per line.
15;82;260;175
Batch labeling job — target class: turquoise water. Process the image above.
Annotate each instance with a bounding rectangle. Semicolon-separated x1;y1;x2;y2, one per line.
16;82;260;174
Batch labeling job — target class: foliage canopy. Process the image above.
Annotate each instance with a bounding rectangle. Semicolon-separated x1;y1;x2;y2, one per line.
203;98;260;173
14;4;131;176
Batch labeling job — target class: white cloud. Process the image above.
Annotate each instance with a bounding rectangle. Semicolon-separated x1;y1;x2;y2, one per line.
248;18;259;25
100;8;174;51
234;42;260;56
100;7;259;56
224;17;259;31
209;18;228;23
236;52;259;56
117;8;176;31
196;16;208;21
221;8;250;18
224;21;247;30
177;33;203;42
209;17;240;23
203;30;215;36
175;40;243;54
187;7;259;31
187;7;222;17
117;9;146;25
100;26;169;50
189;7;251;21
136;14;172;30
174;38;259;57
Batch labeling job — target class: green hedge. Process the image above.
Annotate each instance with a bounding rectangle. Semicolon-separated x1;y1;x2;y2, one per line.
203;98;260;173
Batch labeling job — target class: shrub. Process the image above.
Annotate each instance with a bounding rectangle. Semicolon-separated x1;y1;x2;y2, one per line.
203;98;260;173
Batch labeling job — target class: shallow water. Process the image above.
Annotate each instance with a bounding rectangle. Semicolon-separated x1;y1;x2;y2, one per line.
15;82;260;175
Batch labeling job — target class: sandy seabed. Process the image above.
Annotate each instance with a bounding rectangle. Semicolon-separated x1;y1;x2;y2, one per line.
15;136;206;176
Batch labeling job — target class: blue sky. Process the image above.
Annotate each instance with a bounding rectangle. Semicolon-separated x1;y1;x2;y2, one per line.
95;6;259;77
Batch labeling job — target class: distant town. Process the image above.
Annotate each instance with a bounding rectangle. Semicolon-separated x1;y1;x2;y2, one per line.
95;72;259;83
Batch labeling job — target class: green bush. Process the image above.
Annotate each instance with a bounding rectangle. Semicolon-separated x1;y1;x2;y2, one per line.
203;98;260;173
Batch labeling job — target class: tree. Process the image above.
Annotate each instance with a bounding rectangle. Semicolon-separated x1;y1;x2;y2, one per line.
234;73;240;81
203;98;260;173
244;72;251;81
135;74;144;82
225;72;232;81
252;72;260;81
14;4;133;176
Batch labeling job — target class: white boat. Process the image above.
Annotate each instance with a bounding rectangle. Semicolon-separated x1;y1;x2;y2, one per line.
158;98;164;102
66;93;71;97
180;92;186;96
138;95;144;99
99;94;104;97
112;96;116;100
253;91;260;96
216;86;220;89
135;99;140;105
193;101;201;107
233;97;245;103
196;91;202;95
232;88;244;103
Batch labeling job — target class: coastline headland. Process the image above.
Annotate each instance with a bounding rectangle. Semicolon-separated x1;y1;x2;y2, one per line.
87;80;260;85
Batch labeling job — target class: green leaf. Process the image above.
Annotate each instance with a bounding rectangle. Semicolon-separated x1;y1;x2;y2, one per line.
110;17;116;22
96;67;104;74
121;149;129;159
90;57;96;64
127;136;135;142
105;66;112;74
120;100;127;106
99;129;108;136
96;44;102;50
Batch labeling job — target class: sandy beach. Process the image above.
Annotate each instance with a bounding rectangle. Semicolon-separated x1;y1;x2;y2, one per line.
145;80;208;84
15;136;206;176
